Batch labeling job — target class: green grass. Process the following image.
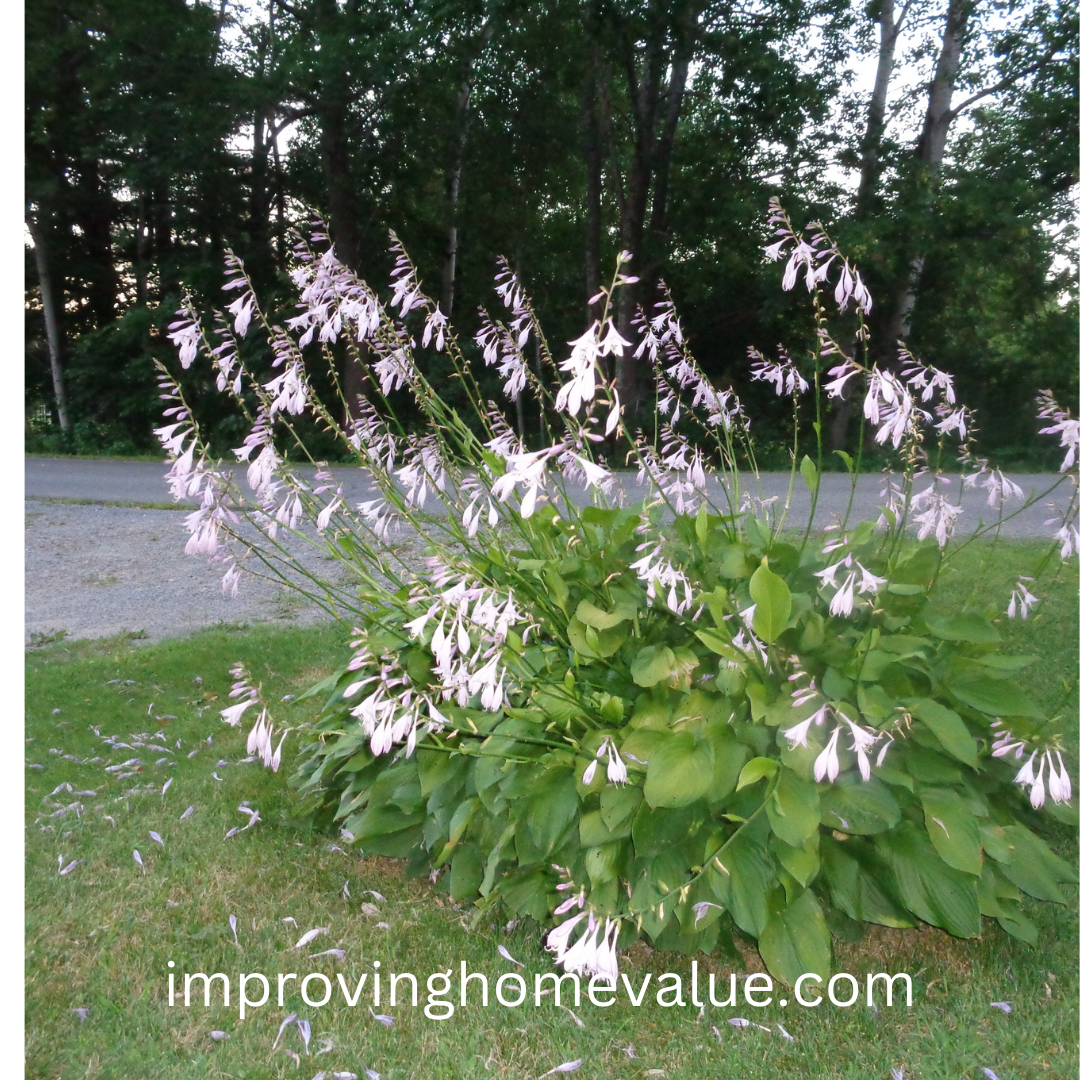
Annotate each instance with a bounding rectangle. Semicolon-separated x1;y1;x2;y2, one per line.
25;547;1079;1080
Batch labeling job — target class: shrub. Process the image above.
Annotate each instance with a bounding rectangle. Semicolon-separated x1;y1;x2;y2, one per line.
158;202;1078;987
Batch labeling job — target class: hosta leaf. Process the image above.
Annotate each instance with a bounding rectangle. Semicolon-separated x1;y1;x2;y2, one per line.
770;835;820;886
749;560;792;644
575;598;636;630
819;775;901;834
799;454;819;494
920;788;982;876
600;784;643;833
644;732;715;808
995;825;1077;903
737;757;778;791
820;836;913;929
631;645;676;687
909;699;978;767
767;767;820;847
946;674;1043;719
713;816;773;936
923;612;1001;644
759;888;831;986
877;828;981;937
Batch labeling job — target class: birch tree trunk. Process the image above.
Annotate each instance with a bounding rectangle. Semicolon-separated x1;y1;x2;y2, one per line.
27;213;71;436
882;0;975;352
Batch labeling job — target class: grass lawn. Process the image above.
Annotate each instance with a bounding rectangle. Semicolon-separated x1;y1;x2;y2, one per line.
25;543;1078;1080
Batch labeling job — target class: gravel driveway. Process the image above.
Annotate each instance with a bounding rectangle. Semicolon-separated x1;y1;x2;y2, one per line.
25;500;348;645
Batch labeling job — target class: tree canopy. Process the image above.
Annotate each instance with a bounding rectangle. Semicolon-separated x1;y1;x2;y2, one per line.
25;0;1077;464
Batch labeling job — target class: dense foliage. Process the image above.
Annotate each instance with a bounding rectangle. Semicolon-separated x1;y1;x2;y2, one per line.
158;202;1078;986
26;0;1078;461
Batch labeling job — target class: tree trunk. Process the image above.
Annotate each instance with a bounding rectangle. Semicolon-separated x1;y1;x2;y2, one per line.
440;59;473;318
250;106;274;274
441;16;496;317
74;157;118;325
135;193;150;306
612;13;695;424
830;0;908;451
882;0;975;352
27;214;71;435
582;51;604;325
855;0;906;219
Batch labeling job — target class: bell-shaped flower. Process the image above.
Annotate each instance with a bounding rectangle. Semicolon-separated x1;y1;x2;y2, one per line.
1048;752;1072;803
813;725;842;783
1029;755;1047;809
829;572;857;617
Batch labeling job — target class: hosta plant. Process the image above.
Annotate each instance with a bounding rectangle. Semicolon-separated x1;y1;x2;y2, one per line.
159;201;1078;987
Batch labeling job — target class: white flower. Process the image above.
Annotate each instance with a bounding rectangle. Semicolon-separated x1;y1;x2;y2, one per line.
910;487;962;548
1006;578;1039;620
1030;755;1046;809
220;698;257;727
813;725;842;783
1048;752;1072;803
829;572;857;617
422;306;449;351
226;293;255;337
1014;751;1037;788
782;703;828;748
555;324;600;416
856;563;887;596
982;470;1024;509
845;719;879;781
823;361;861;399
167;316;200;368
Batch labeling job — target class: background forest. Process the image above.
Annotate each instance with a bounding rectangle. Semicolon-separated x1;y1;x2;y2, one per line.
24;0;1078;467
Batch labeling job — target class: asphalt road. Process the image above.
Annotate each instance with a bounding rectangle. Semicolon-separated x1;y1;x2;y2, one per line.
25;455;1069;538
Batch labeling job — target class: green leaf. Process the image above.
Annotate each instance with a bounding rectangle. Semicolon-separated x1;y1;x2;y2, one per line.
799;454;819;494
545;568;569;613
575;598;636;630
713;816;773;936
695;503;709;547
920;788;983;876
718;543;753;579
946;674;1043;718
909;699;978;767
923;613;1002;644
600;784;643;833
767;767;820;847
886;583;925;596
631;645;677;687
644;732;716;808
744;515;772;551
820;836;914;928
996;825;1077;902
833;450;854;473
819;775;901;835
770;835;820;886
877;828;981;937
694;627;738;660
567;615;626;659
737;757;778;791
759;888;831;986
749;560;792;644
516;768;579;862
447;844;484;901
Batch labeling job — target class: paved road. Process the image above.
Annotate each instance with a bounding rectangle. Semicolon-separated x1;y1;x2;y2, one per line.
25;455;1070;538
